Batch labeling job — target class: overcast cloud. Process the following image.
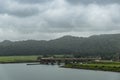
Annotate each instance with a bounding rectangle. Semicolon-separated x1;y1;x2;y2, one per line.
0;0;120;41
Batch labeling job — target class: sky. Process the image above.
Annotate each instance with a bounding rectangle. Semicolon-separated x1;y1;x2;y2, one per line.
0;0;120;41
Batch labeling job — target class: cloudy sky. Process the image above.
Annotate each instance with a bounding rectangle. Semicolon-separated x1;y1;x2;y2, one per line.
0;0;120;41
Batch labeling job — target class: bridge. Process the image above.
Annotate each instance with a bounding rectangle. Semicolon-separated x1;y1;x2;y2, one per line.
37;57;99;65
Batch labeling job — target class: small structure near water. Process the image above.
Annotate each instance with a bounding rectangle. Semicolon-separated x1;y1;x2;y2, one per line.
37;57;99;65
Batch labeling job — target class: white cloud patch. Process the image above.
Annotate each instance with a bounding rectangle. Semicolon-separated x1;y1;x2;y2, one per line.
0;0;120;41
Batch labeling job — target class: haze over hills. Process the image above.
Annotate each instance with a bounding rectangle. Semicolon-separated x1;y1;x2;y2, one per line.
0;33;120;59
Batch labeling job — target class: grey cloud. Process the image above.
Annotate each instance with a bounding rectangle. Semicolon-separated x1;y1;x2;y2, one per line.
0;0;8;13
8;8;39;17
66;0;120;5
0;1;40;17
0;8;39;17
0;0;120;41
15;0;53;4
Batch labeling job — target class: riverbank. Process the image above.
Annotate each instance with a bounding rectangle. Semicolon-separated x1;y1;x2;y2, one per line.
64;62;120;72
0;56;38;63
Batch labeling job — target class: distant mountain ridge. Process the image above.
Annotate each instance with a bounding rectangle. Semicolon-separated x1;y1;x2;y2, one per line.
0;33;120;59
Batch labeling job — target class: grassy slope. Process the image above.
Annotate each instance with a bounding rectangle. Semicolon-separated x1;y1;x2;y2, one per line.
0;56;38;63
64;62;120;72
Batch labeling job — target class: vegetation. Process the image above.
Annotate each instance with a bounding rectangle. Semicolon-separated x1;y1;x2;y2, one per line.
0;55;120;72
0;56;38;63
64;62;120;72
0;33;120;60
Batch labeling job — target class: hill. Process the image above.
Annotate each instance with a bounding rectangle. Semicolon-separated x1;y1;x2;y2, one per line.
0;33;120;59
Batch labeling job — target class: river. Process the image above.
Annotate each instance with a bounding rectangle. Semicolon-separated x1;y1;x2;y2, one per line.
0;63;119;80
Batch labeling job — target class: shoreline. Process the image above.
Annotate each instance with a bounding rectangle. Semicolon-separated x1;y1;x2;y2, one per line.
0;61;39;64
0;61;120;73
62;66;120;73
63;63;120;72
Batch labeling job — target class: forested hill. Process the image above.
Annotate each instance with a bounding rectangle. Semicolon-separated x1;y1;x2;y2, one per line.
0;33;120;58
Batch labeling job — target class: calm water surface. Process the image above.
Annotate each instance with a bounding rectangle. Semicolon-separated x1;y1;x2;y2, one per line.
0;63;120;80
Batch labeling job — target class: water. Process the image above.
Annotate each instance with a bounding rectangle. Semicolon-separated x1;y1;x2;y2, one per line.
0;63;120;80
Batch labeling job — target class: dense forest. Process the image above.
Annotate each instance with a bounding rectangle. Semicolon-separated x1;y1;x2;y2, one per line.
0;33;120;59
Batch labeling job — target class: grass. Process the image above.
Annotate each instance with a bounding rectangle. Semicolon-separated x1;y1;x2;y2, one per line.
64;62;120;72
0;55;120;72
0;56;38;63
